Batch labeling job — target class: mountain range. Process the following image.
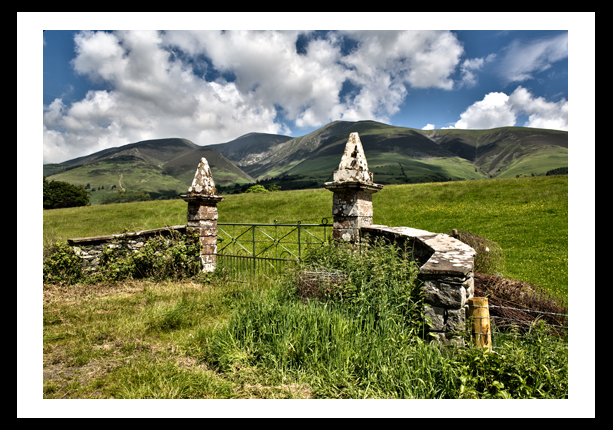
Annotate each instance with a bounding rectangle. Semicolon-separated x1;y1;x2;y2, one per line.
43;120;568;205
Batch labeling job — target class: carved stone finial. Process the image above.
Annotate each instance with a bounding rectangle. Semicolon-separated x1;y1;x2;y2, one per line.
188;157;217;196
332;132;374;184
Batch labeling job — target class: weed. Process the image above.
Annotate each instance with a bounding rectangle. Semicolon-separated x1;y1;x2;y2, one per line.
43;241;83;285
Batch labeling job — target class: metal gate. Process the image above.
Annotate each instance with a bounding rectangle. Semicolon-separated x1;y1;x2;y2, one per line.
216;219;331;280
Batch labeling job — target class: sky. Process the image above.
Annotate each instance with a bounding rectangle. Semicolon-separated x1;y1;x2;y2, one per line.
33;13;594;165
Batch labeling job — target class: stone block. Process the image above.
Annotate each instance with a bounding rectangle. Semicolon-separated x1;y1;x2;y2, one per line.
200;244;217;255
187;226;217;237
201;254;216;265
199;235;217;246
422;278;467;308
426;307;463;332
425;305;446;332
333;216;359;230
333;168;373;184
187;219;217;229
187;204;218;219
445;308;467;332
333;228;360;242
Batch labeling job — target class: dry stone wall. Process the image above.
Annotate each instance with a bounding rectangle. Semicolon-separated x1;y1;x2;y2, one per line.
361;225;476;344
69;156;225;274
68;225;187;271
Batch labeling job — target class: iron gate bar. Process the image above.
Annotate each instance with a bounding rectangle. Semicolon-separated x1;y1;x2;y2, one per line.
217;224;256;256
216;221;330;278
218;223;327;259
254;224;300;259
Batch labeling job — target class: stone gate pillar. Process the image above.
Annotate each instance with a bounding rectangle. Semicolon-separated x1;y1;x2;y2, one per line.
324;132;383;242
180;157;224;272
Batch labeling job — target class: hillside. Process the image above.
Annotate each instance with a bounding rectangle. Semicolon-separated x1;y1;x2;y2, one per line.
43;120;568;203
208;132;294;173
162;146;254;187
211;121;567;194
421;127;568;178
44;138;254;205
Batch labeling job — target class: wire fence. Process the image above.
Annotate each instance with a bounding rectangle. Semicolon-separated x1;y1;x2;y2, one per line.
485;303;568;349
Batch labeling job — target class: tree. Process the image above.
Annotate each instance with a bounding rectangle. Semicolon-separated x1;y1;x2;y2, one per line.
43;176;90;209
244;185;268;194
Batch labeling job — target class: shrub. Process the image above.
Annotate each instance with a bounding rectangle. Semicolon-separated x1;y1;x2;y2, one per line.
43;241;83;285
244;185;268;194
43;176;90;209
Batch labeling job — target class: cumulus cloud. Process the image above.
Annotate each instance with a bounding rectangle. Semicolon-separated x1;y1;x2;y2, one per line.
43;30;467;163
445;86;568;131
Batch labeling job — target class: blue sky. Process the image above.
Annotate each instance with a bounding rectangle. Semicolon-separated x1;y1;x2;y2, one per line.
33;14;593;164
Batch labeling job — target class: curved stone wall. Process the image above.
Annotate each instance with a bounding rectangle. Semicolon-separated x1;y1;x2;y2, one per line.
361;225;476;344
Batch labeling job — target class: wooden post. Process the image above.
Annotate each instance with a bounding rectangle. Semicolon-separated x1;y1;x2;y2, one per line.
468;297;492;351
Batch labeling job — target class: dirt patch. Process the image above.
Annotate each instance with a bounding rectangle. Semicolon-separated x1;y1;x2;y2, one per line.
43;281;147;305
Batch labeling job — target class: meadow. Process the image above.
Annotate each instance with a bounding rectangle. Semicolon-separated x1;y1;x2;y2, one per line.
44;175;568;302
42;175;569;401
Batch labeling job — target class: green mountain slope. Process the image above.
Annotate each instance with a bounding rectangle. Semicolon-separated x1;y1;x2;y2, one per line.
420;127;568;178
215;120;486;192
217;121;567;191
44;137;254;205
162;146;255;187
45;155;189;205
43;121;568;203
208;132;294;173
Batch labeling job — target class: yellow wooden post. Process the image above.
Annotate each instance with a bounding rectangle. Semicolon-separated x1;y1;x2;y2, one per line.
468;297;492;351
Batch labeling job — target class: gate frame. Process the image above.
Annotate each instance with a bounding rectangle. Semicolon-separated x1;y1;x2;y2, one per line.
216;219;331;278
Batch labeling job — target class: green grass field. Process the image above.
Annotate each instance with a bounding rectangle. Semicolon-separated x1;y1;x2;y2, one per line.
44;175;568;302
41;175;571;402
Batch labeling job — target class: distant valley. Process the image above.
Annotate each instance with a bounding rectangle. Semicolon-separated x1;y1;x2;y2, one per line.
43;120;568;205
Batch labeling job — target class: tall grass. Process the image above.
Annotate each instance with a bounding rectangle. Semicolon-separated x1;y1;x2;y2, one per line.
42;238;567;400
199;241;568;399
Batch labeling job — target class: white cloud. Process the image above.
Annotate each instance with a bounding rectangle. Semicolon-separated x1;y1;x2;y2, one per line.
458;53;496;88
508;86;568;130
43;30;468;163
449;92;516;130
446;86;568;131
498;33;568;83
422;124;435;130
